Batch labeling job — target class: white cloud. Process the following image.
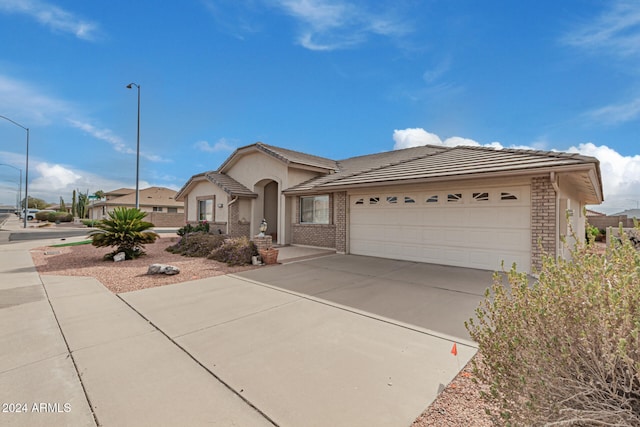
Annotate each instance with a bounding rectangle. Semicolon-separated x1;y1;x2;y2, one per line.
422;57;452;84
585;97;640;125
392;128;640;213
194;138;235;153
67;119;169;163
21;160;151;205
273;0;408;51
567;142;640;212
392;128;503;150
0;74;70;125
68;119;127;153
0;0;101;41
562;0;640;58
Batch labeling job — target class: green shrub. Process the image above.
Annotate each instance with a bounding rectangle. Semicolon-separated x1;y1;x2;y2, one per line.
89;207;158;260
166;232;227;257
35;211;52;221
177;221;210;236
208;236;257;265
586;223;600;241
466;229;640;426
47;211;72;222
82;219;101;227
35;211;72;222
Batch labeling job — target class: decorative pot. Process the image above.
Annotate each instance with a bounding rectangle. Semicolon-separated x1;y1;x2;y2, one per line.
259;248;279;265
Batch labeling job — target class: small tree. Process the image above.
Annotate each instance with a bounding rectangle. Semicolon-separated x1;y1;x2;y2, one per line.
59;197;66;213
89;207;158;260
466;228;640;426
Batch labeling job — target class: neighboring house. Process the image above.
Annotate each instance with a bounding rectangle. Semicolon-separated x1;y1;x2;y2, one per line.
0;204;16;214
586;209;606;217
588;208;640;230
87;186;184;227
612;208;640;219
176;142;603;273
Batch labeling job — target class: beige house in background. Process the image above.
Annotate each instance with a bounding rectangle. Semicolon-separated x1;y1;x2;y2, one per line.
87;186;184;227
176;142;603;273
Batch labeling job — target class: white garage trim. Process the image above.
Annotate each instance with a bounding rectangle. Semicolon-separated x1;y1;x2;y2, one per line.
349;185;531;272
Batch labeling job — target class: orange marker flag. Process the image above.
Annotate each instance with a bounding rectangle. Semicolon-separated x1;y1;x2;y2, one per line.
451;342;458;356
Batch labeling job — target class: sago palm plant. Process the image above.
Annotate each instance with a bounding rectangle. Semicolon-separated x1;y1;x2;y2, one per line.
89;207;158;260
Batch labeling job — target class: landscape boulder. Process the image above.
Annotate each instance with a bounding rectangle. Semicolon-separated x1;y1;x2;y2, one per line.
147;264;181;275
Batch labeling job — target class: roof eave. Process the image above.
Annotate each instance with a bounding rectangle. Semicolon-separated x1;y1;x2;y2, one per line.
175;173;209;201
306;163;602;194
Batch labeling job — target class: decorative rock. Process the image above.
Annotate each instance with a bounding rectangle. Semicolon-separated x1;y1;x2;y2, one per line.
147;264;181;275
113;252;126;262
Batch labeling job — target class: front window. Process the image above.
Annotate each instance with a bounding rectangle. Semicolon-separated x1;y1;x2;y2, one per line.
300;195;329;224
198;199;213;221
153;206;163;212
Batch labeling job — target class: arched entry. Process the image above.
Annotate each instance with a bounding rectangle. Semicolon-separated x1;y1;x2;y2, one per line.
254;179;279;242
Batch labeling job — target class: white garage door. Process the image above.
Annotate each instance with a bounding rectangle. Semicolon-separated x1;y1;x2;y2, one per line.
349;187;531;272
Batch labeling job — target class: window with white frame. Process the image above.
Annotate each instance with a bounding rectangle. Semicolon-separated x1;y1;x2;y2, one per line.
153;206;163;212
300;195;329;224
198;199;213;221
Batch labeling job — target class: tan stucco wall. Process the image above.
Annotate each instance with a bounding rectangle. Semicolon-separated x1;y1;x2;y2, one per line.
226;152;288;189
185;180;228;223
287;167;323;188
556;174;587;259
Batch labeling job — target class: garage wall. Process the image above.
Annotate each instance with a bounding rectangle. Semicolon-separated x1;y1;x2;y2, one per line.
348;181;532;272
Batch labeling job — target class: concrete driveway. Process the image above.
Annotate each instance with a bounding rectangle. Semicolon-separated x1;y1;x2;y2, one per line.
2;233;492;427
235;254;494;341
114;254;492;426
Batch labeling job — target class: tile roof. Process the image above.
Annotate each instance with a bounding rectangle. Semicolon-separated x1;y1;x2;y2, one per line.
218;142;338;172
205;172;257;198
284;145;601;194
96;187;183;207
255;143;338;170
285;145;448;193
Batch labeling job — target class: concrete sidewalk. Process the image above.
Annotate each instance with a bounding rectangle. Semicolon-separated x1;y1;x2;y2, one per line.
0;228;476;426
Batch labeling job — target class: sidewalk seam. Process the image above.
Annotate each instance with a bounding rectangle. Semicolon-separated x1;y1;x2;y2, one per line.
40;277;101;427
115;294;280;427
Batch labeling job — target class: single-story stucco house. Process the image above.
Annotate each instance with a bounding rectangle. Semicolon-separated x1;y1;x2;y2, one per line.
176;142;603;273
87;186;185;227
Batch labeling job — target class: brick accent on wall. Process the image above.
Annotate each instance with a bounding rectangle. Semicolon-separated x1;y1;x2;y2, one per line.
228;200;251;238
334;191;347;253
531;176;556;272
146;212;185;227
292;224;337;248
291;194;338;248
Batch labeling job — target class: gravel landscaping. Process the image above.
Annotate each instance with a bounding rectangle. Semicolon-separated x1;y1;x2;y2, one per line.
30;235;259;294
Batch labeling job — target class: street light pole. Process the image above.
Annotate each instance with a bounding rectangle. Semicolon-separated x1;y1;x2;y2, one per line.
126;82;141;209
0;115;29;228
0;164;22;213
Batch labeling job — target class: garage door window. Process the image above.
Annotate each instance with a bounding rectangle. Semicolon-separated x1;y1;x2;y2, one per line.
300;195;329;224
426;195;438;203
473;192;489;202
447;193;463;203
386;196;398;204
501;192;518;200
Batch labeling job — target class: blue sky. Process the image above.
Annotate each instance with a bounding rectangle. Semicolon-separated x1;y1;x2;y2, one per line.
0;0;639;213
